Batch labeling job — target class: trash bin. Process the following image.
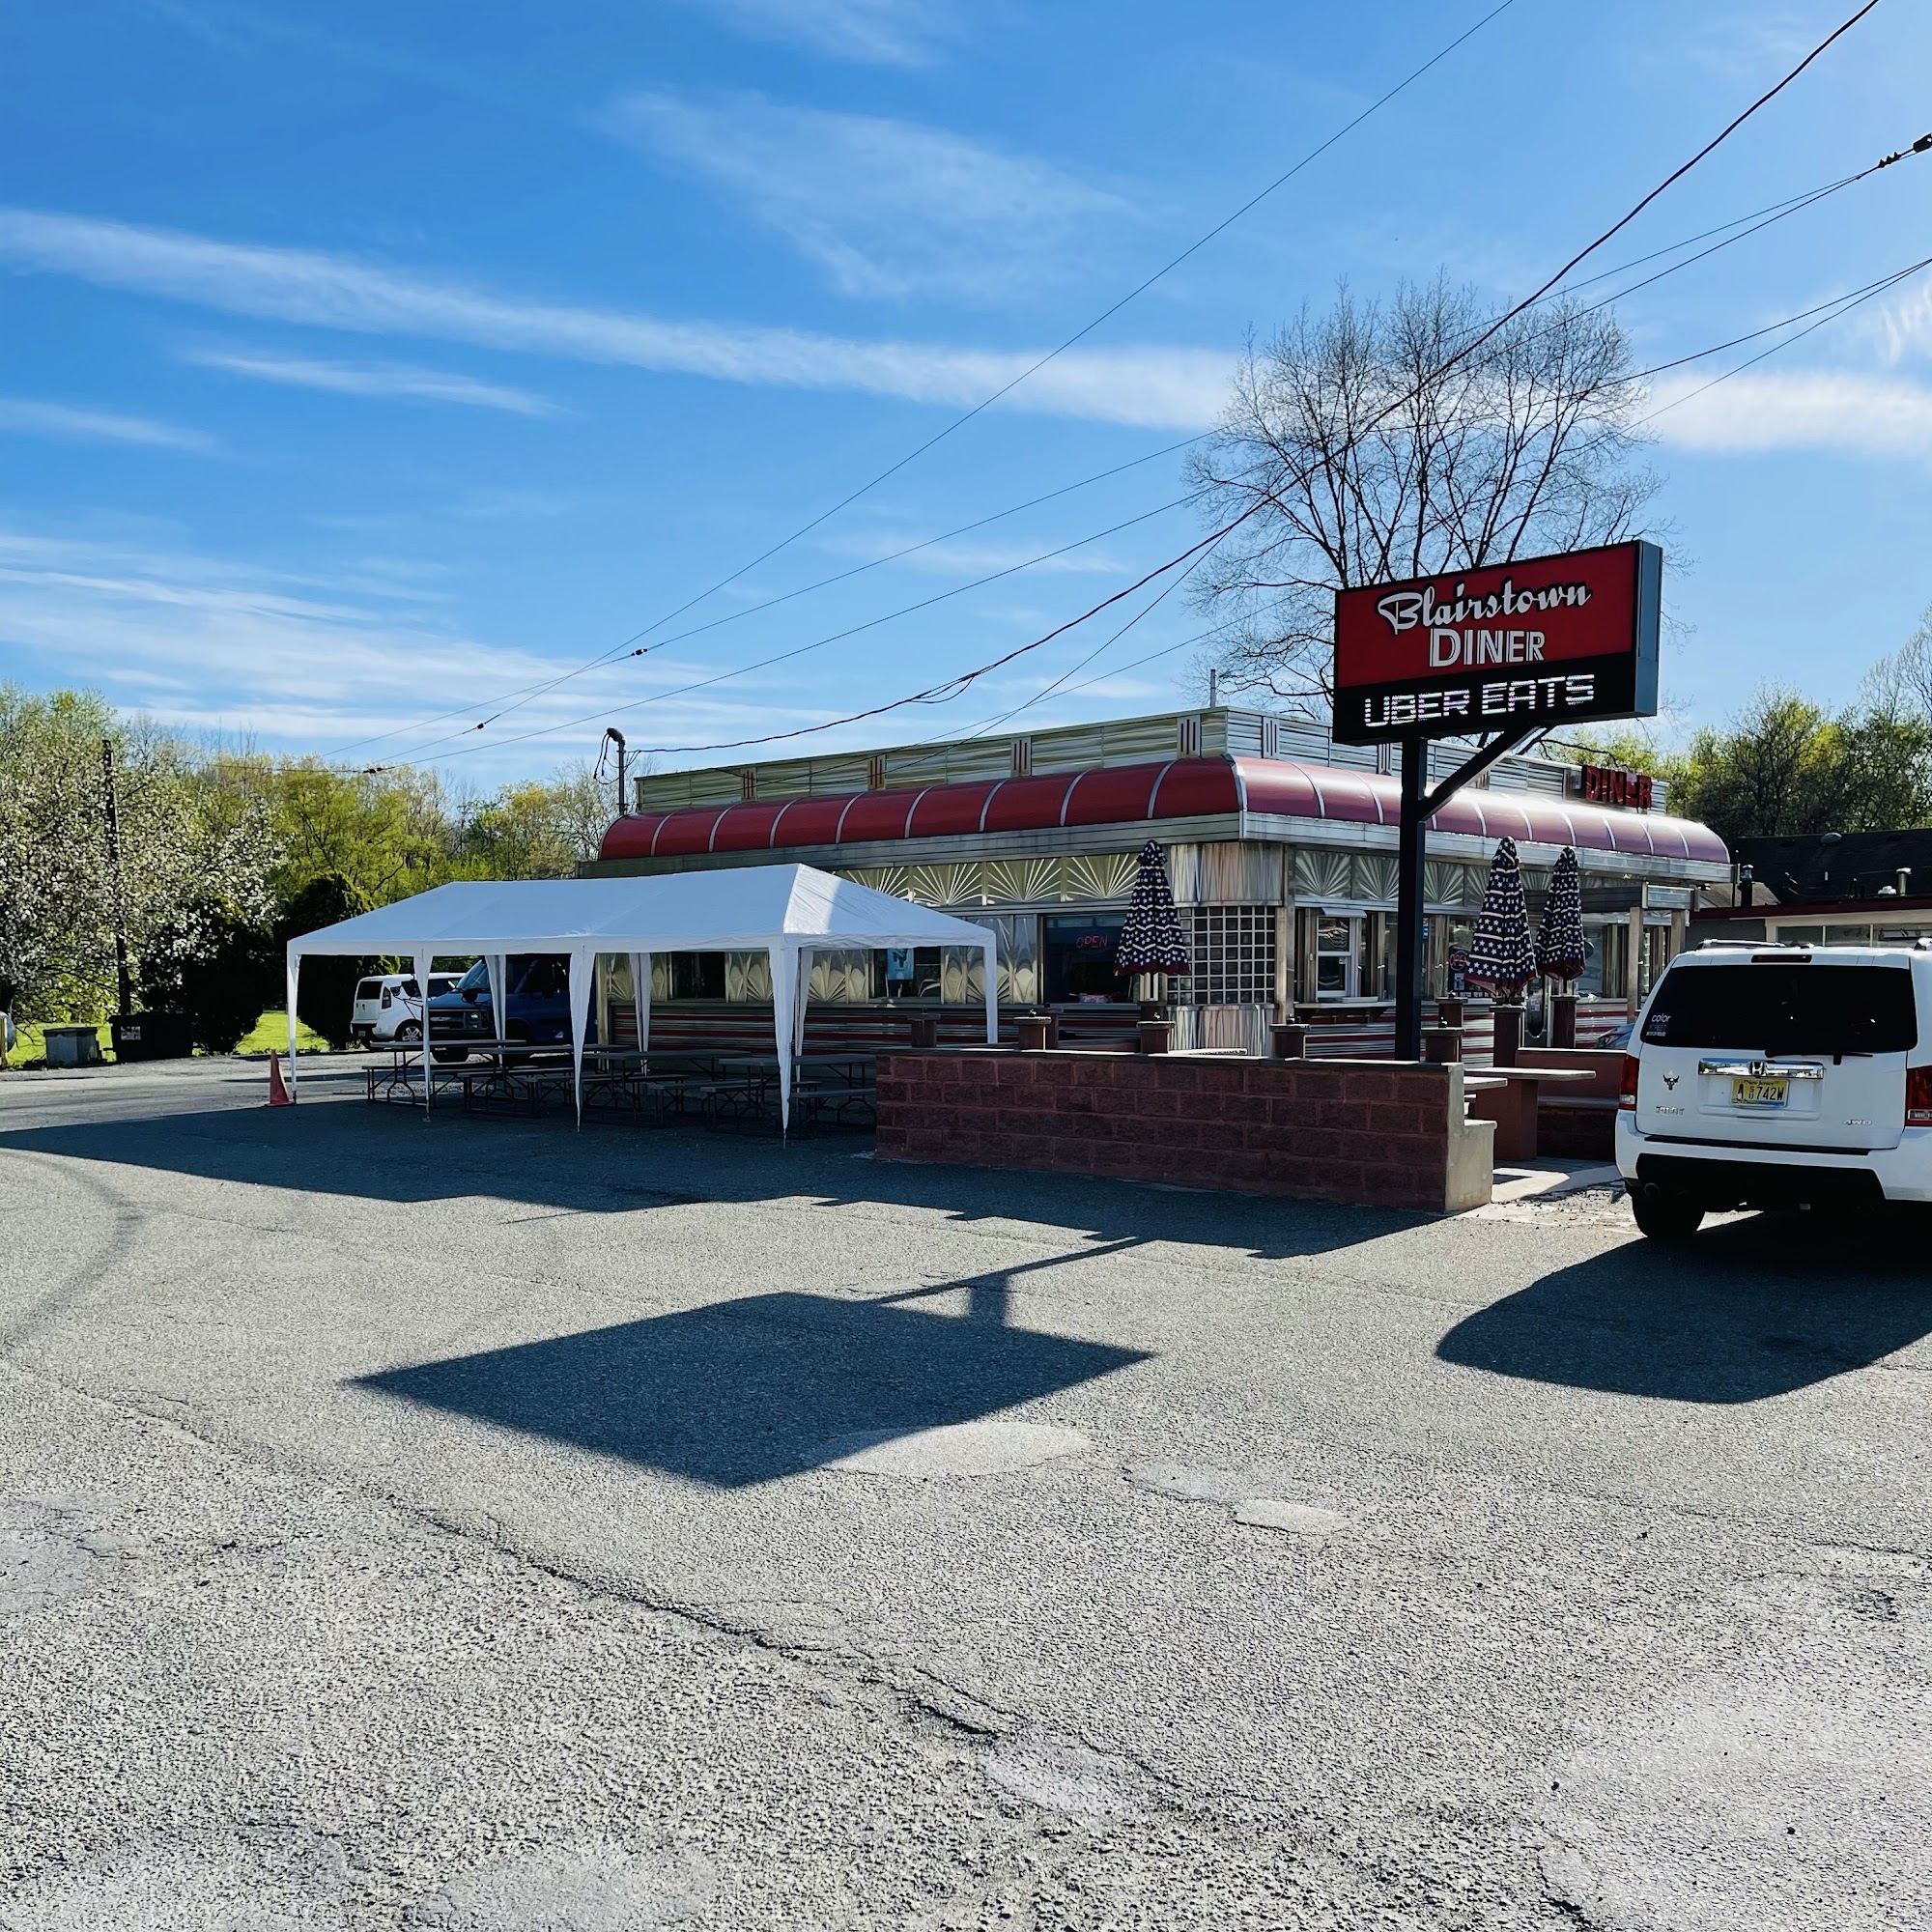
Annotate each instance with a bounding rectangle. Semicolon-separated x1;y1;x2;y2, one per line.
112;1012;194;1062
43;1024;105;1067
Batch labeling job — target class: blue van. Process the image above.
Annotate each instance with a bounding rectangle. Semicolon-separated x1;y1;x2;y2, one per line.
427;955;597;1062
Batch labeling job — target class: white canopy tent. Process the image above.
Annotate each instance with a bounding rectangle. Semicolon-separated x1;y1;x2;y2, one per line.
284;864;997;1128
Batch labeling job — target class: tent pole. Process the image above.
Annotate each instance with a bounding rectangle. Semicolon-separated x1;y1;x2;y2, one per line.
630;951;650;1057
569;947;593;1127
485;953;506;1063
413;949;434;1119
286;951;300;1099
769;944;792;1136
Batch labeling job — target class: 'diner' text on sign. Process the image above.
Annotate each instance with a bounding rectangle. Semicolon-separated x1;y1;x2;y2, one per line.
1330;540;1662;744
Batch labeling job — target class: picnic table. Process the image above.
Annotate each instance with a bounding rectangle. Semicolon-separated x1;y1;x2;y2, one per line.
704;1053;877;1131
1462;1065;1598;1161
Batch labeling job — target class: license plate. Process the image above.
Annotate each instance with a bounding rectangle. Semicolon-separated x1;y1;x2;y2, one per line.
1731;1074;1789;1108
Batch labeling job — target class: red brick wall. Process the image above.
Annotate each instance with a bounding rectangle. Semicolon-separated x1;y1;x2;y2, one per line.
874;1050;1492;1211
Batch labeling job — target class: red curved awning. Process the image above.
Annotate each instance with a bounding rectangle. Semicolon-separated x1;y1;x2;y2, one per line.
599;754;1727;867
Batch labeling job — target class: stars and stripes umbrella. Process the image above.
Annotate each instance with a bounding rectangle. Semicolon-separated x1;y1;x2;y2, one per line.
1116;839;1191;978
1466;837;1537;999
1534;845;1587;986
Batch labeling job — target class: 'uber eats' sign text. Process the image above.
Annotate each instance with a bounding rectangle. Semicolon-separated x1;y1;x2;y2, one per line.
1331;539;1661;744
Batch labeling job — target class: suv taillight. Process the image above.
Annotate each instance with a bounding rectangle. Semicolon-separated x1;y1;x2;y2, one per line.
1619;1054;1638;1110
1908;1065;1932;1127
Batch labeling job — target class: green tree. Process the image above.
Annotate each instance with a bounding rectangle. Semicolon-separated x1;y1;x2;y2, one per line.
218;756;463;907
277;874;372;1049
458;764;611;879
1671;689;1932;848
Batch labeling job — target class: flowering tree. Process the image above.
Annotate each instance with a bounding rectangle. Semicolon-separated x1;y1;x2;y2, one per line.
0;688;280;1023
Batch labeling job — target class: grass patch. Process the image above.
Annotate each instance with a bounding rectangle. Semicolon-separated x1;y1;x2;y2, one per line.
5;1020;114;1069
236;1009;332;1058
3;1010;332;1069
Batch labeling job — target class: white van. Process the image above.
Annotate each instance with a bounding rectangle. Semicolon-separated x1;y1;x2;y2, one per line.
1616;941;1932;1239
350;972;460;1045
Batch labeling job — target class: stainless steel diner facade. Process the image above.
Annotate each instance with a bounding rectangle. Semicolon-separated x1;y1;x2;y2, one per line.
582;707;1729;1041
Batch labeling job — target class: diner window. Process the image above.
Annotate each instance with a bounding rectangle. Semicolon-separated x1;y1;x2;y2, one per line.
1043;915;1132;1004
1178;906;1274;1005
883;946;944;1001
668;952;727;1000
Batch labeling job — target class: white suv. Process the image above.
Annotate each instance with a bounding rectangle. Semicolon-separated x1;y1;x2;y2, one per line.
350;972;460;1046
1616;941;1932;1239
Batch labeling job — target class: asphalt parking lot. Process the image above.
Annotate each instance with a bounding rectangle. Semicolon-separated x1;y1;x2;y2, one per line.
2;1055;1929;1930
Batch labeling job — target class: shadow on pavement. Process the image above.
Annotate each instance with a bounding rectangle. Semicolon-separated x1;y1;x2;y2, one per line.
357;1275;1151;1487
1437;1206;1932;1403
0;1088;1415;1262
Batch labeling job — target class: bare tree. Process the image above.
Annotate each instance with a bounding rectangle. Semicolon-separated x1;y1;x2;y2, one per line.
1187;277;1660;702
1874;601;1932;722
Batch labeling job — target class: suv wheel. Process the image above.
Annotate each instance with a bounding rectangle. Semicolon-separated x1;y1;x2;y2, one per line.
1631;1182;1704;1242
394;1020;421;1043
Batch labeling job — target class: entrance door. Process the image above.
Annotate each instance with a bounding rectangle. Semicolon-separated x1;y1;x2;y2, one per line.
1314;916;1356;1001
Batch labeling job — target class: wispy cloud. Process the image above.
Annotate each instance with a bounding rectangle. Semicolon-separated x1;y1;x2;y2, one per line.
669;0;955;67
1871;280;1932;365
1679;11;1817;85
820;532;1129;576
181;344;557;414
0;395;214;451
604;90;1124;302
0;208;1227;428
0;526;871;765
1648;369;1932;460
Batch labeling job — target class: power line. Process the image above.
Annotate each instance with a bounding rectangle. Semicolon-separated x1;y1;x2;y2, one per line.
366;493;1197;765
576;0;1525;634
1637;253;1932;425
1631;252;1932;387
1557;125;1926;304
1413;0;1883;382
341;115;1925;774
885;555;1224;778
324;0;1524;762
320;435;1199;760
433;0;1881;772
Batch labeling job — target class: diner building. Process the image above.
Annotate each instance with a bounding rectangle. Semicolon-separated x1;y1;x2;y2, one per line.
583;707;1728;1044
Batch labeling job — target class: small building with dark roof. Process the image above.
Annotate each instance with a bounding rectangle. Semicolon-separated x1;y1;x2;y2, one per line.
1691;829;1932;951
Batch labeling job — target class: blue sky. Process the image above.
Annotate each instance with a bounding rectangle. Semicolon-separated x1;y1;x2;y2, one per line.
5;0;1931;789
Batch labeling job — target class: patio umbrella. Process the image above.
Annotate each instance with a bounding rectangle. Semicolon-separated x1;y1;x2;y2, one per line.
1534;845;1587;984
1116;839;1191;1001
1466;837;1537;1001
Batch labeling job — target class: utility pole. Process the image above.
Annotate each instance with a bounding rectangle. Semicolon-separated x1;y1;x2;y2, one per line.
602;727;629;818
100;737;133;1021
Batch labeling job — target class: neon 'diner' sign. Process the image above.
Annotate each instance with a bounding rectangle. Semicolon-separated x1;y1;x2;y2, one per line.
1331;539;1661;745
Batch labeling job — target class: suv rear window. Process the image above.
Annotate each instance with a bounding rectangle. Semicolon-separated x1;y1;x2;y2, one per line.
355;980;382;1000
1641;963;1918;1055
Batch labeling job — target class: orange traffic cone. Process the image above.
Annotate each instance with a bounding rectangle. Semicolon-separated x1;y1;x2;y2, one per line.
267;1053;294;1107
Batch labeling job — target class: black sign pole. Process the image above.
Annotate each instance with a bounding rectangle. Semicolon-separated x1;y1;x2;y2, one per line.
1394;737;1429;1062
1392;722;1542;1062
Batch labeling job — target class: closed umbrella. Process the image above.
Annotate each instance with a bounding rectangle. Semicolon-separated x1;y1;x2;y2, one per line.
1535;846;1587;984
1467;837;1536;1001
1116;838;1191;1008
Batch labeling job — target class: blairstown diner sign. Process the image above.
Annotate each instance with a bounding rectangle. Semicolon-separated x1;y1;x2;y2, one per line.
1331;539;1662;744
